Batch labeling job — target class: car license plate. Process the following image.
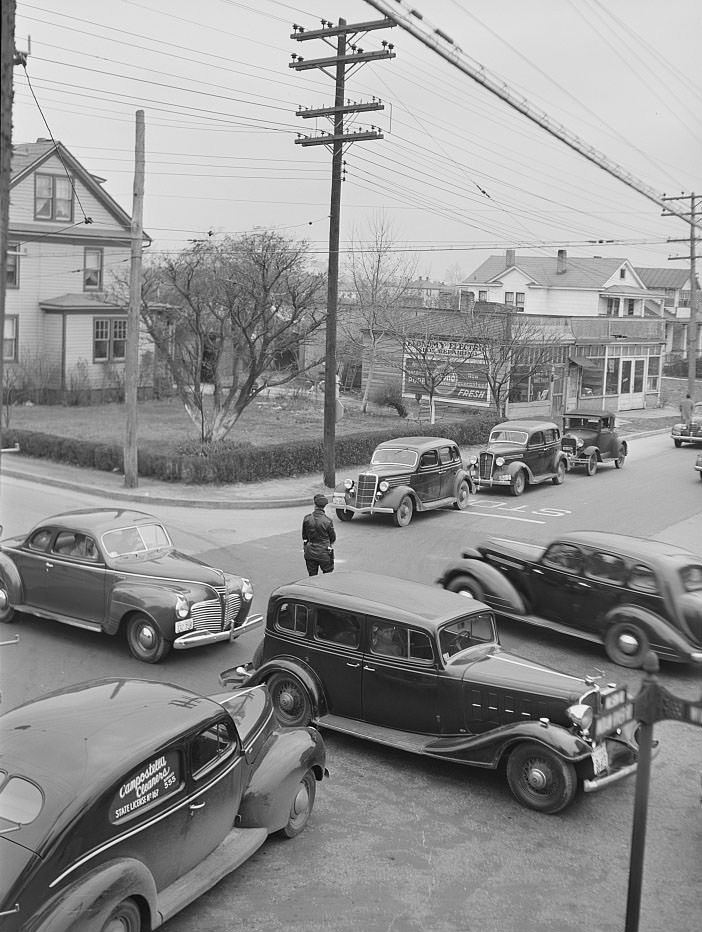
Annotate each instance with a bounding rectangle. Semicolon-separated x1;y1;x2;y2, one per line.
591;744;609;776
332;494;345;506
175;618;193;634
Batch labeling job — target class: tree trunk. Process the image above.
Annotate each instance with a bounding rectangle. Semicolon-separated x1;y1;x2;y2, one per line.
361;349;376;413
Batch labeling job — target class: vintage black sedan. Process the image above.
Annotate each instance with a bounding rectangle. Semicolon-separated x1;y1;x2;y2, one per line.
671;401;702;447
438;532;702;668
561;410;627;474
0;509;262;662
468;419;568;496
0;677;326;932
222;572;641;814
332;437;473;527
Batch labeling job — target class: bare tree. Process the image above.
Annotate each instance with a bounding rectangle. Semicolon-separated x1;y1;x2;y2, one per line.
341;215;417;412
115;232;325;443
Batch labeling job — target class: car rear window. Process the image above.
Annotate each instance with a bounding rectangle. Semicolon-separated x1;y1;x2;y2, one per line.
0;772;43;826
584;551;627;585
628;564;659;593
276;602;309;636
680;565;702;592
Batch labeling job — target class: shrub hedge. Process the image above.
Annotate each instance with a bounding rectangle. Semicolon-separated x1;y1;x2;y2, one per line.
3;412;499;485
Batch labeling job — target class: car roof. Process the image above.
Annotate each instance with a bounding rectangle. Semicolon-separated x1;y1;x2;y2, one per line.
31;508;162;536
374;437;457;453
555;531;699;562
1;678;223;841
491;419;559;433
564;410;615;418
271;571;485;630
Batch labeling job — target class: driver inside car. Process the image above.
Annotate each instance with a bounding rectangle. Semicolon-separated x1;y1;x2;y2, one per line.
371;622;405;657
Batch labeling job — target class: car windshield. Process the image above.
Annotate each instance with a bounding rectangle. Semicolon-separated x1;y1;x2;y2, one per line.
680;565;702;592
371;447;418;468
565;417;601;430
439;612;496;661
488;429;528;446
102;523;172;558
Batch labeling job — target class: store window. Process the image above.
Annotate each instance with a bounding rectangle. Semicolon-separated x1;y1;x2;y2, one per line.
646;356;660;392
581;359;605;396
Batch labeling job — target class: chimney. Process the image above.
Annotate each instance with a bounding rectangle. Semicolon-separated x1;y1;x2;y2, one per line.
557;249;567;274
506;248;516;267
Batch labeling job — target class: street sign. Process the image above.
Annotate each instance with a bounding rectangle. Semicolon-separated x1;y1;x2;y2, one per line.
593;687;635;740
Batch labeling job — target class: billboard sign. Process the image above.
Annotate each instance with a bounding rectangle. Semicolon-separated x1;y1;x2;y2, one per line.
402;345;490;407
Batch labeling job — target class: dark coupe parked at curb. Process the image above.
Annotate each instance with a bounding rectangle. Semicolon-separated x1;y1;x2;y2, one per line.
438;532;702;669
671;401;702;447
332;437;474;527
0;678;326;932
221;572;641;815
561;410;627;474
468;419;568;496
0;509;263;663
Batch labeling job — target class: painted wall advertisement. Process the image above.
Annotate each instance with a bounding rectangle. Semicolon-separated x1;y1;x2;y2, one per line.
402;342;490;406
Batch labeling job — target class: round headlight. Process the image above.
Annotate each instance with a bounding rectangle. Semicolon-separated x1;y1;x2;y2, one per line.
378;480;389;492
495;456;505;467
175;595;189;620
469;456;478;465
344;478;354;490
241;577;253;601
576;438;584;449
566;703;593;731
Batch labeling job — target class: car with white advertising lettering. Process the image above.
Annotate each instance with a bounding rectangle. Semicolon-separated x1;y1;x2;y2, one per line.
0;677;327;932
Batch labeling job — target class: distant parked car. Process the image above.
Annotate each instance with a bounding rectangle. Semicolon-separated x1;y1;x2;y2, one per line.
468;419;568;496
222;571;642;814
0;509;263;662
672;402;702;447
438;531;702;668
332;436;474;527
0;677;326;932
561;410;627;474
696;452;702;480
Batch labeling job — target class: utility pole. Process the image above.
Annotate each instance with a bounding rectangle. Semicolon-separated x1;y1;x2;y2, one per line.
124;110;145;489
663;193;701;397
290;17;395;488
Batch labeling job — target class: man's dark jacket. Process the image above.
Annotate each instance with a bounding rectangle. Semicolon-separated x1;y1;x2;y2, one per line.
302;507;336;558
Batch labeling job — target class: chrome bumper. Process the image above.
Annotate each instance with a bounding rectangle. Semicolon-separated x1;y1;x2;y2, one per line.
583;737;660;794
174;612;264;650
336;503;394;515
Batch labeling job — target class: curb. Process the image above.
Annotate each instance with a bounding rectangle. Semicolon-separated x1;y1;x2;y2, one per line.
2;426;674;510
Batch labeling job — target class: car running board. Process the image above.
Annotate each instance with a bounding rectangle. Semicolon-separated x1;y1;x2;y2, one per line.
13;605;102;632
158;826;267;924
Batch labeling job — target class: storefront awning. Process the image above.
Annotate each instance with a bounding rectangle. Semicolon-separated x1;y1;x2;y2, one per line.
569;354;599;371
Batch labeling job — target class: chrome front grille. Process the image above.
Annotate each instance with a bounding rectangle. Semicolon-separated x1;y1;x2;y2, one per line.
356;473;378;508
215;585;242;630
479;452;494;480
562;437;577;455
191;596;225;632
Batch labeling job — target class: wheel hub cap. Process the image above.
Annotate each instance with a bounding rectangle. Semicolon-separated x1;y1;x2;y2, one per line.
618;633;639;655
138;627;155;649
0;591;7;610
293;785;309;815
526;766;548;791
279;689;295;713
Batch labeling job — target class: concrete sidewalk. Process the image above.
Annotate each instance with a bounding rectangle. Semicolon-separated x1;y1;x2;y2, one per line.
1;407;679;509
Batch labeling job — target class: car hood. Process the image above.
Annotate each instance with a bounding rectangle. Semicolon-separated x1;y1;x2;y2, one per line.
110;549;228;586
460;645;588;705
359;465;414;480
482;444;526;457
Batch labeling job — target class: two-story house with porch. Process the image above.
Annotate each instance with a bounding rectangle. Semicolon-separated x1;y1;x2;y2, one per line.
635;266;700;362
5;138;153;403
457;249;667;411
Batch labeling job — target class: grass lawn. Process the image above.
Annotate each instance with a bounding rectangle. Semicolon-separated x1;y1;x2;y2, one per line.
4;393;411;456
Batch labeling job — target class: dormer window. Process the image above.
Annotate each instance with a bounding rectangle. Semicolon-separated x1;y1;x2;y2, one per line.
35;174;73;221
619;268;626;279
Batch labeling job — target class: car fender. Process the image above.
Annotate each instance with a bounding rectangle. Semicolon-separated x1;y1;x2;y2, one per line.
582;445;600;459
377;485;418;512
0;553;23;603
107;583;180;638
24;857;158;932
438;559;528;613
237;727;327;833
427;720;592;769
603;604;697;656
453;469;475;494
244;656;328;716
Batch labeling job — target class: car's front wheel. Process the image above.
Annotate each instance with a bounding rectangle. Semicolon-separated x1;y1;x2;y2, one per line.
336;508;354;522
510;471;526;496
125;614;171;664
100;898;141;932
604;619;649;668
615;446;626;468
453;479;472;510
393;495;414;527
585;453;598;476
0;583;15;623
674;439;682;448
506;743;578;814
446;575;484;601
552;459;566;485
268;672;313;727
279;768;317;838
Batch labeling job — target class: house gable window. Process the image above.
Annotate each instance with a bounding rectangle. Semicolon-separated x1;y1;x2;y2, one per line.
35;174;73;221
504;291;514;305
94;318;126;362
6;243;19;288
478;290;488;301
84;248;103;290
515;292;525;309
3;316;18;362
619;268;626;279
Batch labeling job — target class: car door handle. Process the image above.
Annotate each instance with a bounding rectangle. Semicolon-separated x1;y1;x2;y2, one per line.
44;562;54;570
363;665;376;672
346;661;360;668
533;568;544;575
189;801;206;812
577;581;591;588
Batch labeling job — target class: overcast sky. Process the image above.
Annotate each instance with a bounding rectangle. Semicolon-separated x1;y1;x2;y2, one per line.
11;0;702;281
